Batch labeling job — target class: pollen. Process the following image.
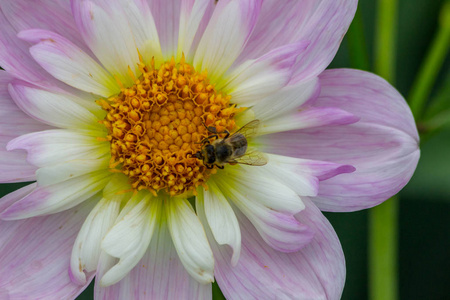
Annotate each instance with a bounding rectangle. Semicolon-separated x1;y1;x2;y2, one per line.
99;56;240;196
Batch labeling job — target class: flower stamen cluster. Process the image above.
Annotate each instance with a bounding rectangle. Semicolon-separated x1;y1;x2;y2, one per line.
98;57;240;196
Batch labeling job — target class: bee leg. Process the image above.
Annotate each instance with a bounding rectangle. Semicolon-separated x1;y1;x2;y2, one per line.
216;165;224;169
201;120;218;133
196;136;216;145
206;164;214;169
213;128;230;138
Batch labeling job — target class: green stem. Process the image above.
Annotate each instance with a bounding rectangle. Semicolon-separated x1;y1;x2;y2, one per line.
370;0;399;300
409;2;450;120
369;197;399;300
374;0;397;83
347;8;371;71
347;9;370;71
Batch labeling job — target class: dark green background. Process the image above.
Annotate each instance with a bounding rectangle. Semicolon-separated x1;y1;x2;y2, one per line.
1;0;449;299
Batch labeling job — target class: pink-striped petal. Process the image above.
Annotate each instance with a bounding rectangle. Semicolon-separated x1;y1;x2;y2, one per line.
212;198;345;300
94;219;212;299
219;42;309;106
260;106;359;136
0;200;95;300
237;0;357;83
0;0;90;54
0;183;36;213
193;0;263;82
258;69;420;211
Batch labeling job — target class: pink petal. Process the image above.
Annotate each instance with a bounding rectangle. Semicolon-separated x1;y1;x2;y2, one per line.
220;41;309;106
0;200;95;299
0;0;89;54
212;198;345;299
0;12;55;89
259;69;420;211
147;0;181;58
0;73;51;183
236;0;357;83
0;1;93;90
95;220;211;299
0;183;36;213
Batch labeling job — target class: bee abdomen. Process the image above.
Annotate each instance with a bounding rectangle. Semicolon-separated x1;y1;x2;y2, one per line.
215;144;233;163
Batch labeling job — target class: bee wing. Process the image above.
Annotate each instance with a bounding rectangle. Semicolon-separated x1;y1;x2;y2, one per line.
232;150;268;166
233;119;261;139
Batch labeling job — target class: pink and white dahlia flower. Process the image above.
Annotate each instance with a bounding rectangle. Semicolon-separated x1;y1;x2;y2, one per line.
0;0;419;299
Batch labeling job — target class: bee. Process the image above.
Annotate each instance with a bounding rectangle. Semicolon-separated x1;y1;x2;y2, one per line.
193;119;268;169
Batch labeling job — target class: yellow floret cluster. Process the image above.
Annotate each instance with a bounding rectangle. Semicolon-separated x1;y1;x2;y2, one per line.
98;57;240;196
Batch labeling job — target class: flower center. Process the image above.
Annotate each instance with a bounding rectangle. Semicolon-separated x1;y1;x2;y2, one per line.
99;57;240;196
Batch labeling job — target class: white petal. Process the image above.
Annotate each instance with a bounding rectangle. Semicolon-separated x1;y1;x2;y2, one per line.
100;194;160;286
0;170;111;220
7;129;109;167
70;194;120;285
252;77;320;121
8;83;102;130
259;155;320;197
223;165;305;214
197;182;241;266
114;0;163;65
95;218;212;299
216;168;313;252
36;157;109;187
19;29;119;97
193;0;262;81
166;197;214;284
72;0;141;86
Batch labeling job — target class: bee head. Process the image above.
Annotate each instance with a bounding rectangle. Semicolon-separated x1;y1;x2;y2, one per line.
193;150;203;160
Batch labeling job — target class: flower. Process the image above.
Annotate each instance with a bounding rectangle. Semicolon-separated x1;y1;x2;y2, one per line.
0;0;419;299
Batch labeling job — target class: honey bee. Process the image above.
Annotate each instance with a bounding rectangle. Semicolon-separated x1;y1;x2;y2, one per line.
193;119;268;169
